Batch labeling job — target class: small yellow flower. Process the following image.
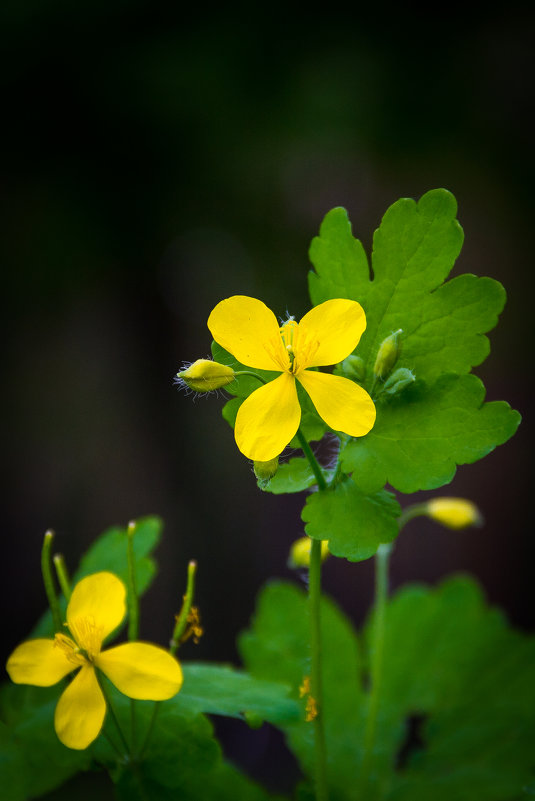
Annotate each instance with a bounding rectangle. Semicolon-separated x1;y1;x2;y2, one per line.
426;497;483;530
208;296;376;461
288;537;330;568
6;572;183;750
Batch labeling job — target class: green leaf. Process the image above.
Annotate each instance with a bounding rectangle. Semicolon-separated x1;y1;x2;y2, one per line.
261;457;317;494
240;576;535;801
177;663;300;725
309;190;504;384
341;374;521;494
302;478;400;561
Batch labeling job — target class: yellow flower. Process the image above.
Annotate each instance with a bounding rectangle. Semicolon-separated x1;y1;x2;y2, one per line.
208;296;376;460
288;537;330;568
6;572;183;750
425;497;483;530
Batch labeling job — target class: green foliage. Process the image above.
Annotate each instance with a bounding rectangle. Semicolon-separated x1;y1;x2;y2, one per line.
302;478;400;560
341;374;521;494
308;189;520;494
260;457;317;494
240;576;535;801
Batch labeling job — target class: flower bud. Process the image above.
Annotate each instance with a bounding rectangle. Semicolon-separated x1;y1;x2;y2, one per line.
373;329;402;379
176;359;235;392
425;498;483;530
254;457;279;488
336;354;365;382
383;367;415;395
288;537;329;568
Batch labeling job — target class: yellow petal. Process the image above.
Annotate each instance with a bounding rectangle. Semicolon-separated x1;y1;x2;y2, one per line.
297;370;376;436
235;373;301;461
208;295;288;371
54;665;106;749
96;643;183;700
67;572;126;647
6;639;73;686
297;299;367;368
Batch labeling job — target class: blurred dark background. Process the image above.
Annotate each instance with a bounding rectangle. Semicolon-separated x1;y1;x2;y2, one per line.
1;2;533;795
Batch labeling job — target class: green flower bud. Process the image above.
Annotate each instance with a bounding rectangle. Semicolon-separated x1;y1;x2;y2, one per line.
373;329;402;379
254;457;279;487
383;367;415;395
176;359;235;392
336;354;365;382
425;498;483;530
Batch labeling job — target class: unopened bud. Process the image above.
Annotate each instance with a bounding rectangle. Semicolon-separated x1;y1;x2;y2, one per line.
254;457;279;487
373;330;402;379
425;498;483;530
176;359;235;392
337;354;365;382
383;367;415;395
288;537;329;568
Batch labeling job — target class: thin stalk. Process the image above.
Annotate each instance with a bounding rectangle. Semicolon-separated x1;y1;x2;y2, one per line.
296;429;327;491
139;561;198;760
397;503;427;531
53;554;71;601
126;521;140;753
360;543;391;794
41;531;62;632
309;537;329;801
98;674;131;757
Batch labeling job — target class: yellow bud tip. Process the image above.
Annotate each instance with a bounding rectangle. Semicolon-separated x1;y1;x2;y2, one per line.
53;554;62;565
127;521;136;535
426;498;483;530
176;359;235;393
288;537;329;568
44;530;54;542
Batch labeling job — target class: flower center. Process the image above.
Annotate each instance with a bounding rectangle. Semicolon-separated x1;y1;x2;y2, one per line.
66;616;104;662
279;319;320;375
53;632;87;667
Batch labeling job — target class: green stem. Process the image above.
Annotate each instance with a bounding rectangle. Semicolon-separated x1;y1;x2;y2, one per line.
139;561;198;760
98;674;131;757
309;537;329;801
170;560;197;653
360;543;391;795
234;370;268;384
53;554;71;601
296;429;327;491
41;531;62;632
126;521;139;641
397;503;427;531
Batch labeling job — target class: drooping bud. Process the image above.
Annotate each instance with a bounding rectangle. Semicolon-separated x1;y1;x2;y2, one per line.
288;537;329;568
336;354;365;382
254;457;279;488
383;367;415;395
425;498;483;530
373;329;402;379
176;359;235;392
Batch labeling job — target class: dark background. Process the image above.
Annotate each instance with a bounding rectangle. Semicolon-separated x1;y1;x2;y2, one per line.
1;3;533;795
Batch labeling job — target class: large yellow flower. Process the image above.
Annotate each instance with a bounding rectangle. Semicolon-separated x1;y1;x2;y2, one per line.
6;572;183;750
208;295;376;461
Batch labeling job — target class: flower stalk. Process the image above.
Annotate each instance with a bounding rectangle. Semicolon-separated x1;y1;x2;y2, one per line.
41;531;62;633
53;554;72;601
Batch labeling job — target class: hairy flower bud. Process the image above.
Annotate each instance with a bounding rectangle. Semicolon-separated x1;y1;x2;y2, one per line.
425;498;483;530
288;537;329;568
373;329;402;379
254;457;279;487
176;359;235;392
337;354;365;382
383;367;415;395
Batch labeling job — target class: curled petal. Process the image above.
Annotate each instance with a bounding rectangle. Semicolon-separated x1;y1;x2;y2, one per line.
6;639;73;687
55;665;106;749
96;643;183;700
297;370;376;437
298;299;367;368
235;373;301;461
208;295;288;371
67;572;126;648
